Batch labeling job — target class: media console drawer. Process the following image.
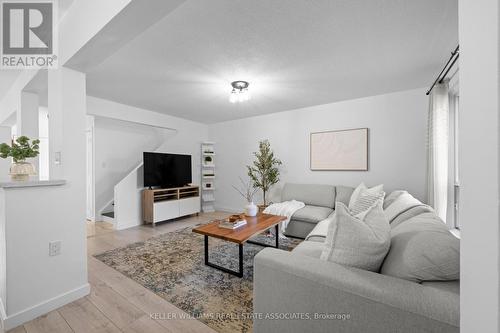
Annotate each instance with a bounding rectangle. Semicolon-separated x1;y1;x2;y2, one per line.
153;200;179;222
179;197;200;216
143;186;201;225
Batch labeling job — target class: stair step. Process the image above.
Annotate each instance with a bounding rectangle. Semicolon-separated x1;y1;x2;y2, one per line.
102;211;114;219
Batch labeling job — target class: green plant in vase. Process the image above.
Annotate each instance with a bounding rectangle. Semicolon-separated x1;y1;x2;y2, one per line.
0;136;40;181
247;140;282;207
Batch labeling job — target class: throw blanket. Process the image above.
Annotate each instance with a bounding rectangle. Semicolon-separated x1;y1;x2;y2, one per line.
263;200;305;236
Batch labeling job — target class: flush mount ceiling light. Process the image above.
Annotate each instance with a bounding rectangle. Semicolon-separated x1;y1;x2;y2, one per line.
229;81;250;103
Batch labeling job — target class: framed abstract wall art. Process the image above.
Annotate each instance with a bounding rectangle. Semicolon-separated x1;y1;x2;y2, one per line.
310;128;369;171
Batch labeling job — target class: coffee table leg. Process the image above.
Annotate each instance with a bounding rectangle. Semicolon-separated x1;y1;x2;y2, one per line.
275;224;279;248
204;235;243;278
239;242;243;276
247;224;280;249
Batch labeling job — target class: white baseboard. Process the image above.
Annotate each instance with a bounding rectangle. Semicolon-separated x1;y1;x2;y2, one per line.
214;205;240;213
3;283;90;331
0;298;6;333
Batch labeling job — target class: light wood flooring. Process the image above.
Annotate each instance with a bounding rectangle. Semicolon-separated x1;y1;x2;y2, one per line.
9;212;230;333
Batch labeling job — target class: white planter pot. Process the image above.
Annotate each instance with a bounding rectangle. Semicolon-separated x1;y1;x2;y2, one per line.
9;161;36;182
245;202;258;217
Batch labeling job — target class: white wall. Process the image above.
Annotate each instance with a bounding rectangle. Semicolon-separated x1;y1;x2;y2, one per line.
209;88;428;211
0;67;89;330
458;0;500;331
0;184;90;329
86;97;208;229
93;117;169;213
38;107;49;181
0;127;10;180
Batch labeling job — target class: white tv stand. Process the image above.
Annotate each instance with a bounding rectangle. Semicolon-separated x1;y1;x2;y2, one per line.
142;186;200;225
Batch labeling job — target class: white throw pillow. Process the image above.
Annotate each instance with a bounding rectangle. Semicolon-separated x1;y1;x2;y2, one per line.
320;202;391;272
348;183;385;220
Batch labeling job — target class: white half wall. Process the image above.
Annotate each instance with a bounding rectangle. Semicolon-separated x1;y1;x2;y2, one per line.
209;88;428;211
0;67;89;330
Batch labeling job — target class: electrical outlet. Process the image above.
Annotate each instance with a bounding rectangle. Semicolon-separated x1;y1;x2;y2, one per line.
49;241;61;256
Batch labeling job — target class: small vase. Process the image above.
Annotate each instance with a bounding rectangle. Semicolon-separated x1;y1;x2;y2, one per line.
245;202;258;217
9;161;36;182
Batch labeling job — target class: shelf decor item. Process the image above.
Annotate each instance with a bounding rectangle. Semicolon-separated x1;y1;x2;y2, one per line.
0;136;40;181
232;176;258;217
247;140;282;206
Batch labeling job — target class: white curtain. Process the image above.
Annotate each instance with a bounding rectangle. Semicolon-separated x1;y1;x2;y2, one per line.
427;81;450;222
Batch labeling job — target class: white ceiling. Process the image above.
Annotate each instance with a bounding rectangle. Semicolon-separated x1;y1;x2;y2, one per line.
1;0;458;124
0;70;21;102
86;0;458;123
59;0;75;18
0;0;76;104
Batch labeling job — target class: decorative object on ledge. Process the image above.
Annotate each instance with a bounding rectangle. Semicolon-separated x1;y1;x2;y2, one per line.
0;136;40;181
310;128;369;171
247;139;282;206
203;155;214;167
232;176;258;217
229;80;251;103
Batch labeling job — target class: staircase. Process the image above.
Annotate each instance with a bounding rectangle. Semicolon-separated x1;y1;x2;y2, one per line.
99;200;115;224
97;161;145;230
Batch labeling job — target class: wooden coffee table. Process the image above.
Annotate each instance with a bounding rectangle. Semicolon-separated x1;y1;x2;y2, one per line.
192;213;286;277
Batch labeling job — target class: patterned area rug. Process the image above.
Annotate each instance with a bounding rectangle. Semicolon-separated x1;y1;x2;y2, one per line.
94;225;301;333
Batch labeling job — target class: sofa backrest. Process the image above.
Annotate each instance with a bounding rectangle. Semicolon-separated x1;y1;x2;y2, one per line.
282;183;336;208
335;186;355;206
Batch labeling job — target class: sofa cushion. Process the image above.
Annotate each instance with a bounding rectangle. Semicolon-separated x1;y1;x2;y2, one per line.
305;216;332;242
349;183;385;220
421;280;460;295
282;183;336;208
348;183;384;208
335;186;354;206
381;212;460;282
283;220;317;239
292;205;333;224
292;241;324;259
383;190;406;209
390;205;434;228
320;202;391;272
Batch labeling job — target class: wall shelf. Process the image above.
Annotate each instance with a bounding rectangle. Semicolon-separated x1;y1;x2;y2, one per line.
201;142;216;212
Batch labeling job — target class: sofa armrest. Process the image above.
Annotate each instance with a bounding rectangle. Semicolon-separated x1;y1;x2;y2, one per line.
253;248;459;333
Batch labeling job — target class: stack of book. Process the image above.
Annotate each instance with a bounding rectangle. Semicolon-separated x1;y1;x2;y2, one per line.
218;216;247;229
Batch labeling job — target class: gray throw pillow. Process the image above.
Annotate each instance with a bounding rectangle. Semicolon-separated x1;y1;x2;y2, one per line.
380;212;460;282
320;202;391;272
349;183;385;220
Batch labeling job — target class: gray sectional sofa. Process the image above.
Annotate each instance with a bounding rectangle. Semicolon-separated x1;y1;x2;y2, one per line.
254;183;460;333
282;183;354;238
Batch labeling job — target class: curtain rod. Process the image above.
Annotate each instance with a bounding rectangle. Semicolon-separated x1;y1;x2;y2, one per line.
426;45;459;96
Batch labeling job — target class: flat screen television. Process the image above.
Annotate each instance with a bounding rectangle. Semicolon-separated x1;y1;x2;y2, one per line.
143;152;192;188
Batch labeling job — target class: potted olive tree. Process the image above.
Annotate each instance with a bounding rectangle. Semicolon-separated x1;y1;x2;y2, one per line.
247;140;282;209
0;136;40;181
